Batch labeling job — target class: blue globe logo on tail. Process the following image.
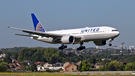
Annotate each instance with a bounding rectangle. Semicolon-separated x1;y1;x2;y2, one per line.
36;23;45;32
31;13;46;32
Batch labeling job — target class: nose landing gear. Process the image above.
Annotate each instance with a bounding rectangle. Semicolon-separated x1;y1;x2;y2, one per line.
108;38;114;46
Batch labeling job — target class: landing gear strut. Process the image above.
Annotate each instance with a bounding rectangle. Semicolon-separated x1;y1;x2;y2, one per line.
108;38;114;46
77;42;85;50
58;44;67;50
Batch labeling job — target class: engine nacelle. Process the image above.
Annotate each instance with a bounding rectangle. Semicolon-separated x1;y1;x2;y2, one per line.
61;36;74;44
94;40;106;46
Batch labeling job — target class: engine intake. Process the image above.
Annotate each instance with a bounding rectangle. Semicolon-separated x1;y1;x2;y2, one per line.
61;36;74;44
94;40;106;46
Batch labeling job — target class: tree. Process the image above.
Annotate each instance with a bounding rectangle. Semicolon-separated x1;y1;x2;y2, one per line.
131;57;135;62
18;48;37;61
108;60;119;71
99;66;105;71
14;52;18;60
43;48;57;61
32;50;42;62
123;61;127;65
81;60;91;71
119;65;126;71
31;64;37;72
0;62;8;72
125;63;134;71
0;60;2;63
89;56;96;64
67;52;77;57
99;57;102;62
0;51;2;54
132;61;135;70
22;62;28;66
4;55;12;63
49;56;57;64
78;62;82;72
132;61;135;65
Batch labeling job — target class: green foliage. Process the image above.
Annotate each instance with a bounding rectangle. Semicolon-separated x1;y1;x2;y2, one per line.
0;60;2;63
2;47;27;56
16;47;85;63
89;56;96;64
43;48;57;61
78;62;82;72
125;63;134;71
0;62;8;67
131;57;135;62
0;62;8;72
49;55;57;64
0;50;2;54
2;47;135;72
22;62;28;66
18;48;43;61
99;66;105;71
31;64;37;72
32;50;43;61
14;52;18;60
6;69;11;72
4;55;12;63
132;61;135;65
67;52;77;57
81;60;91;71
2;47;135;63
108;60;119;71
119;65;126;71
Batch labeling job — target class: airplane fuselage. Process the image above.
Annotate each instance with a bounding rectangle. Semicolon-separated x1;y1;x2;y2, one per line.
34;26;119;44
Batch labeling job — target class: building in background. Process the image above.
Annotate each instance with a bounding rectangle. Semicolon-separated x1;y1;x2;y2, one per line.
129;46;134;50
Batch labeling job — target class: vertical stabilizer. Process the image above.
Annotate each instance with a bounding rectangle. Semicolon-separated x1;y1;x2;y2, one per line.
31;13;45;32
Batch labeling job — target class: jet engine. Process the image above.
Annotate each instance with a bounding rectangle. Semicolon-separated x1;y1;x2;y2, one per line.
94;40;106;46
61;36;74;44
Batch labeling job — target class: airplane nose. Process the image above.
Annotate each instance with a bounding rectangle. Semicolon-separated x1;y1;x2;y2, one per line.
116;31;120;36
118;31;120;35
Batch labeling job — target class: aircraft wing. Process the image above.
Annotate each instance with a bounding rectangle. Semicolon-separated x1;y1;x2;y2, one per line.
8;26;81;39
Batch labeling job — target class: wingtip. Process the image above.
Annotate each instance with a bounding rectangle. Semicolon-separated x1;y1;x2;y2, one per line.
7;26;10;28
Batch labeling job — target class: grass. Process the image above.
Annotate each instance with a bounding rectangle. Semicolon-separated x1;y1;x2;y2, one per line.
0;73;134;76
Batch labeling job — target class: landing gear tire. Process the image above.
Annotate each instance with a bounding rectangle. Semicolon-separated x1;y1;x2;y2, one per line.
58;47;63;50
108;38;113;46
77;42;86;50
109;43;112;46
77;46;85;50
58;44;67;50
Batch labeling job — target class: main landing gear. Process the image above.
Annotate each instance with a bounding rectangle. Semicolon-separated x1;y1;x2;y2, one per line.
108;38;114;46
59;42;86;50
58;44;67;50
77;42;85;50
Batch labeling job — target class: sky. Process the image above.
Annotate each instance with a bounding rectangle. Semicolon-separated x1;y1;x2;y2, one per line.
0;0;135;48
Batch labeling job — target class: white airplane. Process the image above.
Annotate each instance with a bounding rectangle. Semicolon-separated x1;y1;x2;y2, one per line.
8;13;120;50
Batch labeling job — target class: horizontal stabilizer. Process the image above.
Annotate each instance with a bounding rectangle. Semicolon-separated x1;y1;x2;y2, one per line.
14;34;38;38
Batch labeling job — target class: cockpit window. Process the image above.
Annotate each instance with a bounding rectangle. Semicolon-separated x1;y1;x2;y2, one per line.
112;30;118;31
